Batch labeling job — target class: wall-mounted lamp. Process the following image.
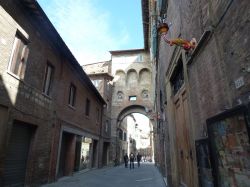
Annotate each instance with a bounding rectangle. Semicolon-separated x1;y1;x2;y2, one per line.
157;17;197;51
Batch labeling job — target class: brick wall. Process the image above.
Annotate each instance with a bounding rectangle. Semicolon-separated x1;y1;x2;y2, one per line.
156;0;250;186
0;0;104;185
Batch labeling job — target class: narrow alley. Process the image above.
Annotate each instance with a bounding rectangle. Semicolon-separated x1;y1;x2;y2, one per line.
42;163;166;187
0;0;250;187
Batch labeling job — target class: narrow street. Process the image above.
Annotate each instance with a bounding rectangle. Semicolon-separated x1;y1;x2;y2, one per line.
43;163;166;187
1;0;250;186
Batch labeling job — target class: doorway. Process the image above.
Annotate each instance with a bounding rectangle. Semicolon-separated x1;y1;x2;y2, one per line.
91;140;98;168
58;132;75;177
171;59;193;187
102;142;109;166
74;136;82;171
3;121;34;186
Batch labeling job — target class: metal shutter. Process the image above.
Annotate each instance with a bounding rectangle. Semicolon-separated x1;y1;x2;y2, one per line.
3;123;32;186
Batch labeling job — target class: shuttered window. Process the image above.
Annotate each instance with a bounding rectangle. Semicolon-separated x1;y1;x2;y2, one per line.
8;34;29;79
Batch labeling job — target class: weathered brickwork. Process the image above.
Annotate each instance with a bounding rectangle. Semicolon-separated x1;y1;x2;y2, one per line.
148;0;250;186
83;61;113;167
0;0;105;186
109;50;154;162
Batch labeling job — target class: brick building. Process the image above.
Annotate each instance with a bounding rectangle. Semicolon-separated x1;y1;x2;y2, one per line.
0;0;105;186
144;0;250;186
83;61;113;167
83;50;155;165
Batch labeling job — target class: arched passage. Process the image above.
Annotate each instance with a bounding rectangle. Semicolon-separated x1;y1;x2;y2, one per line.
117;105;148;126
114;104;155;165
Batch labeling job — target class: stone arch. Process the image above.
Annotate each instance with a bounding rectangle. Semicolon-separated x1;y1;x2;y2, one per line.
139;68;151;84
117;105;154;128
126;69;138;86
114;104;155;164
115;70;126;85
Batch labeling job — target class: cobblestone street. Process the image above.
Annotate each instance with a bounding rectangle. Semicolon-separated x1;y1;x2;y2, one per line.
42;163;166;187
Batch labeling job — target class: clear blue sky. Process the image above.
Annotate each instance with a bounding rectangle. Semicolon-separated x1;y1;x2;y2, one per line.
37;0;144;65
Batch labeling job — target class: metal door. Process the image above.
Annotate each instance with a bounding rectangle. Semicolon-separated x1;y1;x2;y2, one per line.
3;122;33;186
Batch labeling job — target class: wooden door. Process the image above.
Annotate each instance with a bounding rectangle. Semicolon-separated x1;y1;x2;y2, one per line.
174;88;193;187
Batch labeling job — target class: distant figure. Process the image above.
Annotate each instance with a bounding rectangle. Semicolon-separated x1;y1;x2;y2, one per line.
129;153;135;169
124;153;129;168
137;153;142;167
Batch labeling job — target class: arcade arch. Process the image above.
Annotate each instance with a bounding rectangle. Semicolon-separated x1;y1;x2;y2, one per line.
126;69;138;86
114;105;155;164
139;68;151;84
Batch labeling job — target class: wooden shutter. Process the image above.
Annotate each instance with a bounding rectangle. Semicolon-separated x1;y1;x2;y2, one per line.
20;46;29;79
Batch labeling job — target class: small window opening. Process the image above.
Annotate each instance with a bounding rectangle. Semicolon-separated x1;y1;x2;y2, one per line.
129;96;137;101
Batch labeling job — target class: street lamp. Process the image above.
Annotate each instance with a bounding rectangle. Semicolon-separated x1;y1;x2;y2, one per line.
157;17;197;51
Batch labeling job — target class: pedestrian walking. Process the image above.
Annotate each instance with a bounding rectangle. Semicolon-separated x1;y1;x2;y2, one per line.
129;153;135;169
137;153;142;167
124;153;129;168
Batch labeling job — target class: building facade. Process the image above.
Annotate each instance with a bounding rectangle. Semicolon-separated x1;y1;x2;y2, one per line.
0;0;105;186
145;0;250;186
83;61;113;167
109;49;155;163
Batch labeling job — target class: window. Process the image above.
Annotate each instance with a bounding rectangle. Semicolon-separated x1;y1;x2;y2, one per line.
68;84;76;106
85;98;90;116
8;33;29;78
43;63;54;96
118;129;123;140
96;108;100;124
160;90;164;112
129;96;137;101
136;55;143;62
105;120;109;132
91;80;101;87
170;58;184;95
107;82;111;92
123;132;127;141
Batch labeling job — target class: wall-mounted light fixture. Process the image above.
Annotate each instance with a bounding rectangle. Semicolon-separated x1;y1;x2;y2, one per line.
157;17;197;51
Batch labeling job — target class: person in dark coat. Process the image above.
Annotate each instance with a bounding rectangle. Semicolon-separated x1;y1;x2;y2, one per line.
129;153;135;169
137;153;142;167
123;153;129;168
